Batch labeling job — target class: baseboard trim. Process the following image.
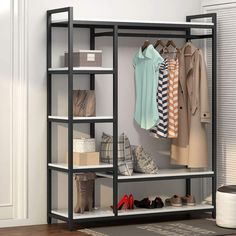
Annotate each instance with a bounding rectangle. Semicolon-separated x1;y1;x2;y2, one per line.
0;219;46;228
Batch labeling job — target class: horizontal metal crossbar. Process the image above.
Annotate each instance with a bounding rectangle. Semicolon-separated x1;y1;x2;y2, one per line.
48;69;114;75
117;173;215;183
49;212;69;222
51;20;214;30
94;32;213;39
48;118;114;123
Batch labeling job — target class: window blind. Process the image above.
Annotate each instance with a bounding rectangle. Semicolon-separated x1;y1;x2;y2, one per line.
206;5;236;187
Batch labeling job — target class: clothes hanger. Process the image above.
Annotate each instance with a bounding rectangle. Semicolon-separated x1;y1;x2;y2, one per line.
154;39;165;49
184;40;194;56
165;40;180;58
142;40;151;52
186;35;192;42
159;40;173;56
166;40;177;48
160;45;169;57
166;40;180;52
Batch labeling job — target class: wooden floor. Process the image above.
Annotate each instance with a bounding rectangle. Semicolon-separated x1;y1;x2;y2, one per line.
0;213;214;236
0;224;87;236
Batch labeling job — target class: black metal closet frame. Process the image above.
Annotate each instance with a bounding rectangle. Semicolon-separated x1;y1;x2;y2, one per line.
47;7;217;230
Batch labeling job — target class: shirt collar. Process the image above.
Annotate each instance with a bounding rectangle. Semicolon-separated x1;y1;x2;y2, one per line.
181;41;198;56
138;44;154;59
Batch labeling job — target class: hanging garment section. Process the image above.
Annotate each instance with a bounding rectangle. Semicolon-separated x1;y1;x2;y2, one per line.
154;58;169;138
171;41;210;168
133;42;164;130
133;40;210;168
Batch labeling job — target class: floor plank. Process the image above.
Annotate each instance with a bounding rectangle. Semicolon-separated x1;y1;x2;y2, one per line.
0;213;214;236
0;224;87;236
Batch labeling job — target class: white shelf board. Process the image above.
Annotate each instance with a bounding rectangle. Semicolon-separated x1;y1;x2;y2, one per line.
52;19;214;26
48;66;113;71
48;115;113;120
96;168;214;179
118;204;213;216
48;163;113;170
52;208;114;219
51;204;213;219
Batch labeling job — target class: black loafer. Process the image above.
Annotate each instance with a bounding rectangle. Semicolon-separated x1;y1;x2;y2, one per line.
134;198;151;208
150;197;164;208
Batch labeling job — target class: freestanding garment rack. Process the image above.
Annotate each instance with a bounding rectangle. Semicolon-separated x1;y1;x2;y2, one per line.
47;7;217;230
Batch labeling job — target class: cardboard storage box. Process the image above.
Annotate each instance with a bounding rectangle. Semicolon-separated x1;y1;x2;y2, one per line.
66;152;100;166
64;50;102;67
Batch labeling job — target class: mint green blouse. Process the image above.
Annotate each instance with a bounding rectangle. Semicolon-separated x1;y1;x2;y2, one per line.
133;44;163;129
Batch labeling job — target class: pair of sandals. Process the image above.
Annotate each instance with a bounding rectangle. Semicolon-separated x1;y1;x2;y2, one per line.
134;197;164;209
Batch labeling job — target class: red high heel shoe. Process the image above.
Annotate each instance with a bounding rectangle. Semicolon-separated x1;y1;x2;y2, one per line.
128;194;134;209
116;194;129;210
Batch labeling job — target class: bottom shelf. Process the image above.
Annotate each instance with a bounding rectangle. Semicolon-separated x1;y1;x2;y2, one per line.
51;204;213;220
118;204;214;216
51;208;114;219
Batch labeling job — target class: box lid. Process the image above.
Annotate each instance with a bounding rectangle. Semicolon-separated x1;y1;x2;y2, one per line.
78;50;102;53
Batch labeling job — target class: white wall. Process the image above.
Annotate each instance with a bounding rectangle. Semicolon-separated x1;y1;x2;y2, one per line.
0;0;202;227
0;0;13;220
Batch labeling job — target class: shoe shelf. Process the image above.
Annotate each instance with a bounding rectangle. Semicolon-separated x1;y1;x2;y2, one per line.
96;169;214;182
118;204;214;216
48;162;113;173
50;204;213;221
51;208;114;220
48;67;114;74
48;115;113;123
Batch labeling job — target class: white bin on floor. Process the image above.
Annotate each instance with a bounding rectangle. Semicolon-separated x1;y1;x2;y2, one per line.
216;185;236;228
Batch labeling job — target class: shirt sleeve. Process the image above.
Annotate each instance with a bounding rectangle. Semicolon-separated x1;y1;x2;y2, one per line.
199;50;211;123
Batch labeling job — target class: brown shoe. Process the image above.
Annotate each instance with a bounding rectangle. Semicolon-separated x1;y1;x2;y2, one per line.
181;195;196;206
165;195;182;207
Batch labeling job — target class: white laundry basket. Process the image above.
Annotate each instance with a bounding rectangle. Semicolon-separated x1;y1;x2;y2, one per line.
216;185;236;228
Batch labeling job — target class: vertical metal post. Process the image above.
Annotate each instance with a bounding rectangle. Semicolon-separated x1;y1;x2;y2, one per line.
46;10;52;225
186;179;191;196
90;27;95;208
90;27;95;138
185;17;191;196
113;25;118;216
211;13;217;219
67;7;74;230
186;13;217;217
185;17;191;43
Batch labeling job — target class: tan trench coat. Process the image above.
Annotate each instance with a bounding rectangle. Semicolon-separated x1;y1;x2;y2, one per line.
171;42;210;168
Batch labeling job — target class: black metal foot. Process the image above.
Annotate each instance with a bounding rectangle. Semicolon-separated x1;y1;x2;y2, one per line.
68;221;74;231
212;210;216;219
47;216;52;224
